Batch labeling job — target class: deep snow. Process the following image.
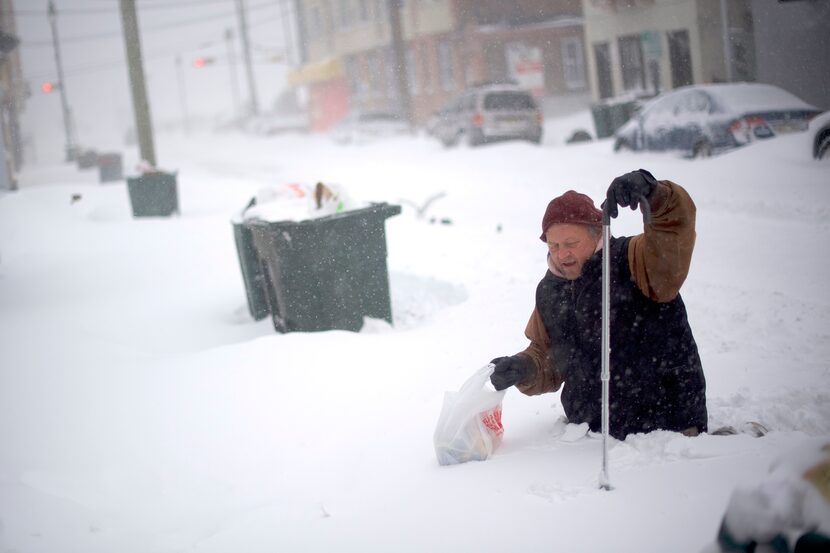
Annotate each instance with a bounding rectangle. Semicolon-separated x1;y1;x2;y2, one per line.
1;116;829;552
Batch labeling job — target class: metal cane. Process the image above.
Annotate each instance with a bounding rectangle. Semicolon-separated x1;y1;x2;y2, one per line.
599;194;651;491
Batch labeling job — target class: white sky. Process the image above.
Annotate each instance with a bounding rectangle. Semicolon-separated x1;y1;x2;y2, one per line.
15;0;296;163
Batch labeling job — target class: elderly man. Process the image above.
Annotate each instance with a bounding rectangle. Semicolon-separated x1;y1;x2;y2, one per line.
490;169;708;439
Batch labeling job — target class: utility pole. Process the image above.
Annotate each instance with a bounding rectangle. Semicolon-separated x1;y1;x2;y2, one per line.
292;0;307;65
224;28;242;121
234;0;260;117
119;0;156;168
175;55;190;135
387;0;413;130
47;0;77;162
279;0;295;66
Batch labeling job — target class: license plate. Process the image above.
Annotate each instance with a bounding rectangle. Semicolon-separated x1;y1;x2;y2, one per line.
495;117;526;132
770;120;808;134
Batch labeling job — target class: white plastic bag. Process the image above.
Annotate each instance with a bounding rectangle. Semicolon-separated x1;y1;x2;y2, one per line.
434;364;506;466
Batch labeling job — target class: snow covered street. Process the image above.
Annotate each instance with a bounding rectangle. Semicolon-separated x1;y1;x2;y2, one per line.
1;124;828;552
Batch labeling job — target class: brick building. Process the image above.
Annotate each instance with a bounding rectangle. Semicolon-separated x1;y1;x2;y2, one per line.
289;0;589;131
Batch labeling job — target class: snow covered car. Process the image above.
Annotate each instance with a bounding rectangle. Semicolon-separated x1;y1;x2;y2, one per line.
431;83;543;147
330;111;410;144
810;111;830;160
613;83;821;158
243;113;309;135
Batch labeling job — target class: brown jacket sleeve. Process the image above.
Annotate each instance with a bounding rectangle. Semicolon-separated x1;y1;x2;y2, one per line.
513;180;696;396
514;307;564;396
627;180;696;302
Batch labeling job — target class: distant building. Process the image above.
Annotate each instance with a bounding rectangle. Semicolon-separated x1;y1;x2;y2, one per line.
289;0;590;131
0;0;24;190
750;0;830;110
581;0;755;101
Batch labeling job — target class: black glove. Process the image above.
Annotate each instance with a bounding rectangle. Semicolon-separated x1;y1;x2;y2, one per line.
604;169;657;219
490;355;530;391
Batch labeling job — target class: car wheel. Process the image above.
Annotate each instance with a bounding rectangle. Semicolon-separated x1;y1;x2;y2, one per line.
441;133;459;148
816;131;830;160
467;128;485;147
693;140;712;159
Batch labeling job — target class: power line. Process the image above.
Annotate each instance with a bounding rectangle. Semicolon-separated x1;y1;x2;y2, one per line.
27;14;285;81
148;14;284;58
9;0;239;17
20;1;279;48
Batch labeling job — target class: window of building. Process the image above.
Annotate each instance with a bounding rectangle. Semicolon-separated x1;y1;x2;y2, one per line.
618;34;646;92
367;50;382;97
594;42;614;99
339;0;353;29
375;0;388;21
345;55;368;104
385;48;398;99
357;0;369;22
406;47;419;94
667;29;692;88
438;41;455;92
322;0;335;38
561;36;587;90
309;6;323;39
420;42;432;94
345;55;357;93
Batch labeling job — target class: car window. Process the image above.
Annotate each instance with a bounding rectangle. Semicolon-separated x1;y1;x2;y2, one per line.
665;94;687;115
463;94;476;111
644;93;679;116
675;91;709;114
689;92;710;113
483;91;536;111
672;93;690;115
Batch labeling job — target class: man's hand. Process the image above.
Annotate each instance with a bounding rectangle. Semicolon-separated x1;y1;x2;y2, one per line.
490;355;530;391
604;169;657;219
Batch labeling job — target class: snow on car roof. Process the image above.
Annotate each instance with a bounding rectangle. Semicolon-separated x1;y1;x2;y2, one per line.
688;82;817;113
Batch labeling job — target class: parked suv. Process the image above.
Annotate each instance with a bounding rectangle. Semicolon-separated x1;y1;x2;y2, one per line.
331;110;410;144
431;83;543;147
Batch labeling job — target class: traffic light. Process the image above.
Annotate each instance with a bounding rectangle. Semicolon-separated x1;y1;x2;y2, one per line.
41;81;60;93
192;56;215;68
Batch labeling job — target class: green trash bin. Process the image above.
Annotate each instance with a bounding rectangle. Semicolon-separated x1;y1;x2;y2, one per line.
608;101;638;134
591;104;613;139
232;199;271;321
77;150;98;170
98;153;123;183
249;202;401;333
591;100;639;139
126;171;179;217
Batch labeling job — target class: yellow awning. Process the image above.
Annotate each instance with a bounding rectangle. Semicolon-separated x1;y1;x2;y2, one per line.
287;59;343;86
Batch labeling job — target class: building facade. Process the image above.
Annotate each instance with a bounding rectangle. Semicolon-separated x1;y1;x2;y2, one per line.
581;0;755;101
750;0;830;110
290;0;590;131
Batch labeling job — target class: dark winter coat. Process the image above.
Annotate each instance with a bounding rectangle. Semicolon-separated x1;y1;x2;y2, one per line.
515;181;708;439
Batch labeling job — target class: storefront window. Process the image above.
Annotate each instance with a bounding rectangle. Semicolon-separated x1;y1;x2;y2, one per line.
438;41;455;91
406;47;419;94
561;36;587;90
618;34;646;92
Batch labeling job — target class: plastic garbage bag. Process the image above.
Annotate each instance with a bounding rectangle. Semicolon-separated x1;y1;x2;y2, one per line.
434;364;506;466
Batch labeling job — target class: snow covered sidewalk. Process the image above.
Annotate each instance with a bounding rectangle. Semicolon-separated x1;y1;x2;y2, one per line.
1;129;828;552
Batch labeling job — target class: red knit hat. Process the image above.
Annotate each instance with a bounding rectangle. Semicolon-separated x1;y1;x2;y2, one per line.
539;190;602;241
